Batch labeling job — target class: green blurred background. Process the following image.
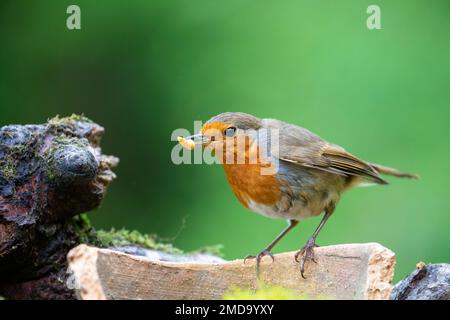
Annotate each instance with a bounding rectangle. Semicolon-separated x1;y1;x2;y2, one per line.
1;0;449;282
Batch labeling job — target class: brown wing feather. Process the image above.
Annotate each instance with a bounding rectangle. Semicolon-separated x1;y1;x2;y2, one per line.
322;146;388;184
263;119;387;184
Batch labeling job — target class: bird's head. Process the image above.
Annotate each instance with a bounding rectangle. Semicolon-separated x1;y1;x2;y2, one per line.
178;112;262;153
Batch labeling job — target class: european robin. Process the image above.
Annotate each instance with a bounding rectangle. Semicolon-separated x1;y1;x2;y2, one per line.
178;112;418;278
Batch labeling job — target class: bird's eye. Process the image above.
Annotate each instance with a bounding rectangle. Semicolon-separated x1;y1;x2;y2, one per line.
224;126;236;137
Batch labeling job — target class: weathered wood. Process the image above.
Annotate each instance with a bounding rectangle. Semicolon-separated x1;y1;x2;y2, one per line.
68;242;396;300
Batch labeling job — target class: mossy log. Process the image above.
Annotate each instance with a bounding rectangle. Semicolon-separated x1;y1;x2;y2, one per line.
0;116;118;299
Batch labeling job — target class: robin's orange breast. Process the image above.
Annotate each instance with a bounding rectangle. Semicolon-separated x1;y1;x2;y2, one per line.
223;162;281;208
222;148;282;209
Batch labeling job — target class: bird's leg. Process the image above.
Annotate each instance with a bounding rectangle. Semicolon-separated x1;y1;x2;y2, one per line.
245;219;299;278
295;206;335;279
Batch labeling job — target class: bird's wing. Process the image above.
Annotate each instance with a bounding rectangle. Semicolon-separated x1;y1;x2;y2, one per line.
263;119;387;184
320;146;388;184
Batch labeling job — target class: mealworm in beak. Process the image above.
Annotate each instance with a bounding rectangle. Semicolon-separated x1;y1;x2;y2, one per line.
177;136;196;150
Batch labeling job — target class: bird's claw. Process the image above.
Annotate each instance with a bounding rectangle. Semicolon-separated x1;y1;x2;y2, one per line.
244;249;275;264
295;238;318;279
244;249;275;278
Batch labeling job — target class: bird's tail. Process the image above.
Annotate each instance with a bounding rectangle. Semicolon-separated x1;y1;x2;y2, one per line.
370;163;420;179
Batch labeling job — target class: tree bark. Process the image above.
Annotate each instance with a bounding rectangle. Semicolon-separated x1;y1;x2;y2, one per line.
0;116;118;299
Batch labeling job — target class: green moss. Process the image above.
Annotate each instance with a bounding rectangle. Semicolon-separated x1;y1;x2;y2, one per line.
48;114;93;125
223;282;327;300
70;215;225;257
69;215;183;254
0;161;16;180
0;143;28;181
95;228;183;254
52;135;89;147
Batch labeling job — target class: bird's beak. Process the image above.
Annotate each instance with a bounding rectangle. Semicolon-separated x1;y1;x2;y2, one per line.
177;134;210;150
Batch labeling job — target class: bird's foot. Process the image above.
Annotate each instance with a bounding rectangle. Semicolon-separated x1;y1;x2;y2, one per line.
244;249;275;278
294;237;319;279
